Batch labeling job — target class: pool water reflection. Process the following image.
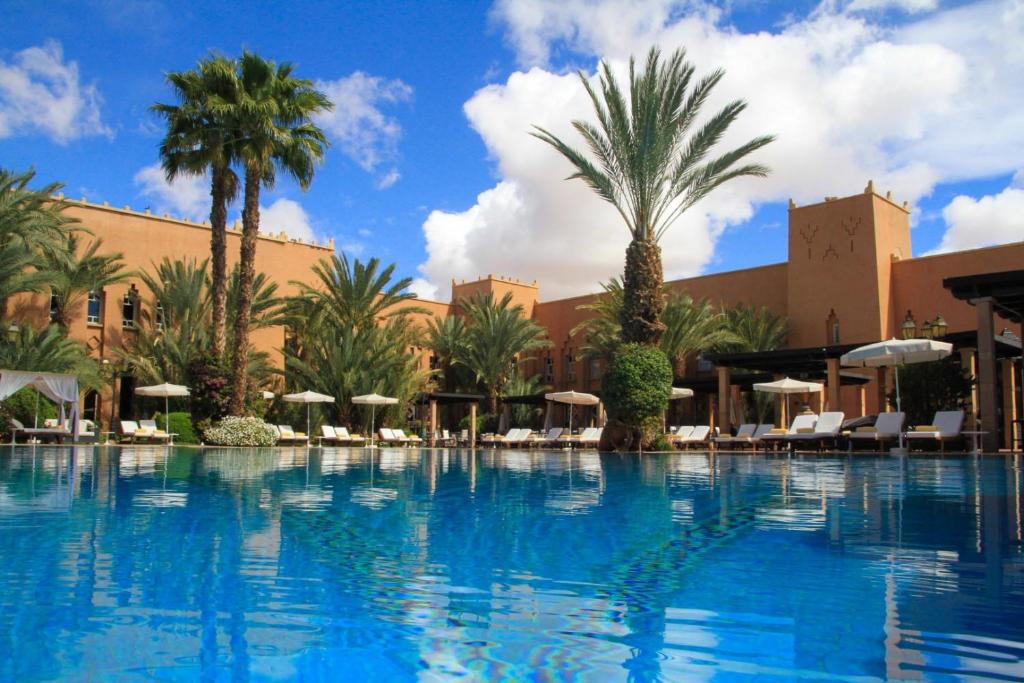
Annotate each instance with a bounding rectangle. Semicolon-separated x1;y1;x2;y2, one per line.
0;446;1022;681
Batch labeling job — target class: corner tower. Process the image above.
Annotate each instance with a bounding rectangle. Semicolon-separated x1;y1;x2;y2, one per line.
786;182;912;347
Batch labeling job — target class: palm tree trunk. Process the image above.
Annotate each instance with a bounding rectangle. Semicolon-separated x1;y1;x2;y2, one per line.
209;164;229;359
488;390;498;416
621;238;667;345
228;166;260;416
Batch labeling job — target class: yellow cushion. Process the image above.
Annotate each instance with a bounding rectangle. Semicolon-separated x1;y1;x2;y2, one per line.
769;428;787;434
295;432;306;437
796;427;814;434
137;428;153;435
154;430;167;435
856;426;877;433
915;425;938;432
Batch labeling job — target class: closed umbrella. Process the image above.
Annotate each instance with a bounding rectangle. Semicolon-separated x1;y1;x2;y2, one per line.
753;377;824;427
136;383;190;443
841;338;952;451
283;390;336;440
352;393;398;448
545;391;600;450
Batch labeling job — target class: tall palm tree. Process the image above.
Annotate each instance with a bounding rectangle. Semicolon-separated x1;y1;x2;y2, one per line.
533;47;773;345
0;169;78;319
39;234;131;329
721;304;787;353
458;292;551;415
212;51;331;416
152;55;239;359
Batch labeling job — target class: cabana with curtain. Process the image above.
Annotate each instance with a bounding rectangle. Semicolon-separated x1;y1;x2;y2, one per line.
0;369;80;442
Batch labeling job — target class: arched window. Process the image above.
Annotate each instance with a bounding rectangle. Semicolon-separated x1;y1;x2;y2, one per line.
87;291;101;324
825;309;840;345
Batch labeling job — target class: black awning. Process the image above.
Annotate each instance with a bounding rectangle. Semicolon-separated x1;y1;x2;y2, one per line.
705;343;865;374
943;269;1024;324
415;392;484;406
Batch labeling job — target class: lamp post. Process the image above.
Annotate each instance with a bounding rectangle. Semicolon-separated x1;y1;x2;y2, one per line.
101;359;120;441
901;311;916;340
931;314;947;338
921;320;933;340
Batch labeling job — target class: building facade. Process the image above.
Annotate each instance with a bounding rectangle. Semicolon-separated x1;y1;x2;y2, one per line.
10;183;1022;446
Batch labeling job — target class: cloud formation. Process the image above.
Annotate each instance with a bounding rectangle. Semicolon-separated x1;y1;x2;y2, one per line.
316;72;413;187
0;40;111;144
413;0;1022;301
930;172;1024;254
260;198;315;242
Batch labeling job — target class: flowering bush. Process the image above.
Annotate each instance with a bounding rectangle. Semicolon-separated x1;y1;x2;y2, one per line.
203;416;279;447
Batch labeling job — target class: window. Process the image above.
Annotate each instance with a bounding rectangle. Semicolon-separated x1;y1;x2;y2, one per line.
87;291;101;325
154;303;165;331
122;287;138;329
566;353;576;381
429;355;440;371
544;355;554;382
83;390;99;422
831;322;841;345
589;357;601;380
697;354;713;373
49;294;59;321
825;309;840;345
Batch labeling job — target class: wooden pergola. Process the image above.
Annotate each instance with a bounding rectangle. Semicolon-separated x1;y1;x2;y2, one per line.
944;269;1024;451
415;392;484;446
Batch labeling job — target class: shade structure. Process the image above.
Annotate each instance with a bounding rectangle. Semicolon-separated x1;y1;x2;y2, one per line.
545;391;599;449
352;394;399;448
283;391;336;439
841;338;953;449
136;383;190;441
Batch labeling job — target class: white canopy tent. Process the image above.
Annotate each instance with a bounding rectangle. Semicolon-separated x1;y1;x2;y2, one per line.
352;393;398;448
282;390;336;439
0;369;80;441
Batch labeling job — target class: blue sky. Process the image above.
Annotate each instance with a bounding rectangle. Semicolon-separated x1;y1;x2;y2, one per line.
1;0;1021;301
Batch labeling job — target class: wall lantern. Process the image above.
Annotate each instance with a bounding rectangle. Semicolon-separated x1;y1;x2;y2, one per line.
921;319;933;339
901;311;916;339
931;314;947;338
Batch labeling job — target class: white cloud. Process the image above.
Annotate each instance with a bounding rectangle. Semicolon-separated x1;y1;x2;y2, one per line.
0;40;111;144
133;163;208;221
847;0;938;14
409;278;440;301
260;198;315;242
930;173;1024;254
315;72;412;187
375;168;401;190
414;0;1021;300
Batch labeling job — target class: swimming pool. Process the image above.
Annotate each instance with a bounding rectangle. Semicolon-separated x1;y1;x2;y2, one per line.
0;446;1021;681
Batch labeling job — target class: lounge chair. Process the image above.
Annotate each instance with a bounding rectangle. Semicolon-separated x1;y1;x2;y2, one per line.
394;428;422;446
320;425;340;446
668;426;695;445
759;415;818;450
277;425;309;445
713;423;757;449
741;424;776;449
458;429;471;446
339;427;366;445
678;425;712;449
378;428;408;446
848;412;905;450
438;429;456;446
483;428;516;447
577;427;600;448
905;410;965;452
9;418;72;444
787;412;845;450
534;427;564;447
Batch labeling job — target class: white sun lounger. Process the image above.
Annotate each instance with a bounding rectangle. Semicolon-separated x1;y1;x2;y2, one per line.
905;410;965;451
787;411;845;449
713;423;757;448
678;425;712;449
759;415;818;449
848;412;905;449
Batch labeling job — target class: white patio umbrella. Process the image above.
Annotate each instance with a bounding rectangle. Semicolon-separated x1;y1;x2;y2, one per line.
135;383;190;435
545;391;599;449
753;377;824;427
352;393;398;448
262;391;276;400
840;338;953;450
283;390;336;439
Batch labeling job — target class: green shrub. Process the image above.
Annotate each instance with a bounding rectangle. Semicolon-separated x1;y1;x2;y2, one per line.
602;344;673;428
457;412;488;434
2;388;58;428
156;412;199;445
889;357;975;426
203;416;278;446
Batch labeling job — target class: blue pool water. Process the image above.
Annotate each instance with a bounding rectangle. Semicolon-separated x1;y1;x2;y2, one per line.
0;446;1022;681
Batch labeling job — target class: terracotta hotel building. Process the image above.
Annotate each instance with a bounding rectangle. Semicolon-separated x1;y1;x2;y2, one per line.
17;182;1023;450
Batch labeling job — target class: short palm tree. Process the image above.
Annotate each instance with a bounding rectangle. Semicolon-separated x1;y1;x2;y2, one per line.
533;47;773;345
423;315;469;393
659;293;737;377
0;324;100;389
458;292;551;415
40;234;131;329
210;51;331;416
152;55;240;359
721;304;787;353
